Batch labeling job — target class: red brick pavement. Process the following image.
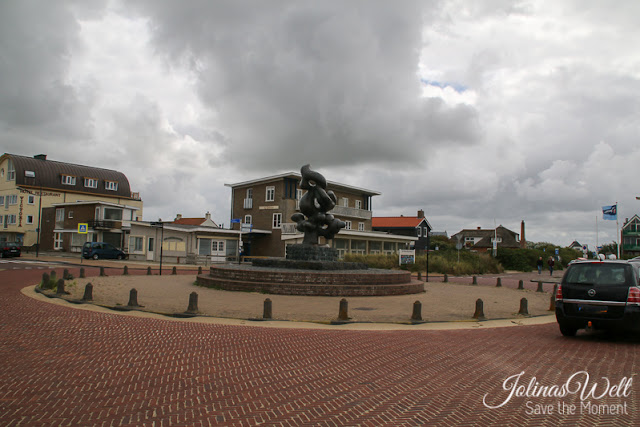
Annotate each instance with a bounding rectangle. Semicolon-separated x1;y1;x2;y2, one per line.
1;267;638;426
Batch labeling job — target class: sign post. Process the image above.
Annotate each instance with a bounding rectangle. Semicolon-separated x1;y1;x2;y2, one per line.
150;221;164;275
78;223;88;264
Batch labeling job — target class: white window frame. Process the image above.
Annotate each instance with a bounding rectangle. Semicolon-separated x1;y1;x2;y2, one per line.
358;222;365;231
8;195;17;205
244;215;252;224
105;181;118;191
26;215;34;225
272;213;282;229
61;175;76;186
417;227;422;237
84;178;98;188
27;195;35;205
0;196;4;207
129;236;144;253
355;200;362;210
6;214;17;225
56;208;65;222
68;211;74;219
246;188;253;199
7;160;15;181
345;220;352;230
54;232;63;250
342;197;349;207
266;186;275;202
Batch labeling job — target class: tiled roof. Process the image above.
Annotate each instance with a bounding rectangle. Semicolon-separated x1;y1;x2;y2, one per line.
372;217;424;228
172;218;206;226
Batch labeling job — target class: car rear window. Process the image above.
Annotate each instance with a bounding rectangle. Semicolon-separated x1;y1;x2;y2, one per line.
565;263;630;286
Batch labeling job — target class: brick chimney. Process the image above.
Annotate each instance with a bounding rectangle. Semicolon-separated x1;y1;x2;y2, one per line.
34;154;47;161
205;211;211;221
417;209;424;218
520;220;526;248
175;214;182;220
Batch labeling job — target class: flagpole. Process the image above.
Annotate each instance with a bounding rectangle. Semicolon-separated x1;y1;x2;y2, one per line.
616;201;620;259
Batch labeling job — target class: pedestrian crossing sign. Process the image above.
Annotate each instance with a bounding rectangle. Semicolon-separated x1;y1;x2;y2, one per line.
78;223;88;234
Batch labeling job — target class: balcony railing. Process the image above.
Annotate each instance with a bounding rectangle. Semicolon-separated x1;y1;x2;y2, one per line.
282;223;301;235
244;198;253;209
88;220;122;229
329;206;372;220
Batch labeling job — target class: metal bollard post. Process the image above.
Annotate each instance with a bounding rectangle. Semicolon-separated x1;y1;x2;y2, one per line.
186;292;198;314
518;298;529;315
127;288;139;307
473;299;485;320
411;301;422;322
263;298;273;319
338;298;349;321
537;282;544;292
82;283;93;301
472;276;478;285
496;277;502;287
518;280;524;290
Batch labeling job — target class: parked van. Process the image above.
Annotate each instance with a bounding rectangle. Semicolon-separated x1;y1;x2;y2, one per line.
82;242;127;260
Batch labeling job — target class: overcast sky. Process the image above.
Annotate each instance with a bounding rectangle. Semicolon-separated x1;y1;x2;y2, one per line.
2;0;639;250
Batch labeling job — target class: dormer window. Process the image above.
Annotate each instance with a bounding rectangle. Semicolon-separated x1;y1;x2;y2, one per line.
84;178;98;188
61;175;76;185
105;181;118;191
7;159;15;181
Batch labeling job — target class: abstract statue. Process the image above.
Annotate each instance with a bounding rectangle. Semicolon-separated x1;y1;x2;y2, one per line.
291;164;345;245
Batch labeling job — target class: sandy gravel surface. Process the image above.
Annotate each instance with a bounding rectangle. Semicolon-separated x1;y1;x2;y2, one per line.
57;273;554;324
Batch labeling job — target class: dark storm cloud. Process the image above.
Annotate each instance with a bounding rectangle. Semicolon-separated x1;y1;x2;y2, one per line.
0;1;106;154
130;0;480;172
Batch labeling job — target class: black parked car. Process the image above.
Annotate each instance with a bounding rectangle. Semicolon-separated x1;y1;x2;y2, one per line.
82;242;127;260
555;259;640;336
0;242;21;258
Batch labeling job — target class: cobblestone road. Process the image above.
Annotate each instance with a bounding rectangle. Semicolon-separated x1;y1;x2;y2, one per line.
1;267;638;426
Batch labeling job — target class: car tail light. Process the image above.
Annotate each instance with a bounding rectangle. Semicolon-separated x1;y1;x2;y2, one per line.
555;285;563;301
627;287;640;306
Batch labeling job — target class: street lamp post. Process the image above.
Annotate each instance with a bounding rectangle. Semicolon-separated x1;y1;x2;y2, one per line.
151;220;164;275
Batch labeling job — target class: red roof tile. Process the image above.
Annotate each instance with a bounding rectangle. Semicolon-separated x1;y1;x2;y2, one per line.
372;217;423;228
172;218;205;226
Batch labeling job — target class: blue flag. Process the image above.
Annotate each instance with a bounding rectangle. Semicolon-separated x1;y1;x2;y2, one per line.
602;205;617;220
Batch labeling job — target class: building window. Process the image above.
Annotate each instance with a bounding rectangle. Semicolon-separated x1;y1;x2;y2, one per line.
266;186;275;202
56;208;64;222
54;233;63;250
345;220;352;230
272;213;282;229
358;222;365;231
27;195;35;204
26;215;34;225
105;181;118;191
417;227;422;237
246;188;253;199
355;200;362;210
68;211;74;219
129;236;144;253
7;195;17;205
342;197;349;207
84;178;98;188
244;215;252;224
7;160;15;180
61;175;76;185
5;214;17;225
0;196;3;207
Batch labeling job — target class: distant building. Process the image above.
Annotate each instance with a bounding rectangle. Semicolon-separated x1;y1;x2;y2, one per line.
622;215;640;258
225;171;416;258
0;153;142;246
451;225;521;252
372;210;432;251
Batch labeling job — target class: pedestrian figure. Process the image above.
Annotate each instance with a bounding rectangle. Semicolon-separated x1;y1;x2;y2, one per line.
547;257;555;276
537;256;543;275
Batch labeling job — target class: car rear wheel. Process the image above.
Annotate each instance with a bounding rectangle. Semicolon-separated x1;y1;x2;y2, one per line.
558;322;578;337
116;254;123;260
92;254;99;260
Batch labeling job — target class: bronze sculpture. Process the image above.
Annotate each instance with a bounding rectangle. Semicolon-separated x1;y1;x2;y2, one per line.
291;164;345;245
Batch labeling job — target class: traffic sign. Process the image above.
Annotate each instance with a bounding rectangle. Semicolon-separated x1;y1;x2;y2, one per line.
230;218;241;223
78;223;88;234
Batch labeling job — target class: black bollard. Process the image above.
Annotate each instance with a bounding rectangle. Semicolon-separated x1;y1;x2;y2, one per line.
79;267;85;279
263;298;273;319
472;276;478;285
82;283;93;301
99;267;106;277
417;272;422;281
198;266;203;275
186;292;198;314
519;298;529;315
127;288;139;307
411;301;423;322
55;279;66;295
443;274;448;283
537;282;544;293
41;272;50;289
63;269;73;280
147;266;152;276
338;298;349;321
473;299;485;320
496;277;502;287
172;266;177;275
518;280;524;290
123;266;129;276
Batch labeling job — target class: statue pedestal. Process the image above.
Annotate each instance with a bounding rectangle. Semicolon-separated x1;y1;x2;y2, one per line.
286;244;338;262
